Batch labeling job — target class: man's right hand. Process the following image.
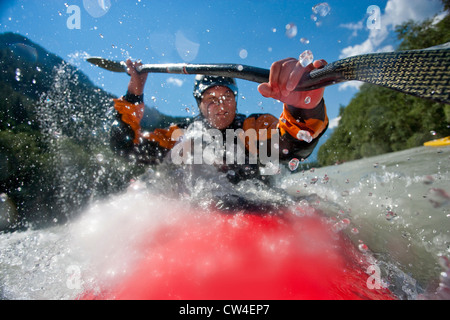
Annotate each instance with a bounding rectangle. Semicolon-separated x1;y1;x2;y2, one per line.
126;59;148;96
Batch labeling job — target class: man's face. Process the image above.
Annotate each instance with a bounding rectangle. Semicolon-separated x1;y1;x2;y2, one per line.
199;86;237;130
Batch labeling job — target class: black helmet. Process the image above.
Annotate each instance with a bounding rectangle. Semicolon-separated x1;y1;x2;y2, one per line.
193;75;238;105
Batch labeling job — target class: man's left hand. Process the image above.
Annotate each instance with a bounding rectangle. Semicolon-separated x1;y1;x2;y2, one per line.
258;58;327;109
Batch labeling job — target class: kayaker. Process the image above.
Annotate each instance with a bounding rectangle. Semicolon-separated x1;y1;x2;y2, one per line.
110;57;329;183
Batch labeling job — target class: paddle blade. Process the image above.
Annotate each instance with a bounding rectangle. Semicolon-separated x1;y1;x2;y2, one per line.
87;57;127;73
300;46;450;104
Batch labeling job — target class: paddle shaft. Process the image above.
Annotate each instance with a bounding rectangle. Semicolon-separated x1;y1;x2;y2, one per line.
87;46;450;104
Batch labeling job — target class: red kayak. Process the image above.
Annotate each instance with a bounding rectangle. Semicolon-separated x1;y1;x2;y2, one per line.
80;206;396;300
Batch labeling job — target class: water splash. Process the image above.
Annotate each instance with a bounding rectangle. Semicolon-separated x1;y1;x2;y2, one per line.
34;62;134;225
276;145;450;298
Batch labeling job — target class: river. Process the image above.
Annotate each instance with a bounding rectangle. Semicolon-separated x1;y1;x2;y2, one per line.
0;145;449;300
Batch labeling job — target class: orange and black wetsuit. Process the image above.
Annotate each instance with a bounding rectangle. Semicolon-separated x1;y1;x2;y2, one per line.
110;96;328;182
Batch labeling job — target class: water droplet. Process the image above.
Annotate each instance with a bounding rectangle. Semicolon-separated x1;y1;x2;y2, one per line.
351;227;359;235
300;37;310;44
430;130;437;136
296;130;312;142
288;158;300;171
304;96;311;104
299;50;314;67
282;149;289;155
0;193;7;202
285;23;298;38
358;243;369;253
15;68;22;81
386;211;397;221
422;175;434;185
332;218;351;233
96;153;104;162
438;256;450;269
427;188;450;208
239;49;248;59
312;2;331;17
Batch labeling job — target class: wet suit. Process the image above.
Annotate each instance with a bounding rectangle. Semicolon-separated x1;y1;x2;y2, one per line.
110;94;329;183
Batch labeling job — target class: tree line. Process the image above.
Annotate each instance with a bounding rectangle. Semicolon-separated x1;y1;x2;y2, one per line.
318;7;450;166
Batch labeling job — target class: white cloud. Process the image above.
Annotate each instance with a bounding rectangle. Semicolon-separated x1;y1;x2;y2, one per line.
338;0;444;91
166;77;184;87
328;116;341;129
339;20;364;37
383;0;442;26
338;80;363;91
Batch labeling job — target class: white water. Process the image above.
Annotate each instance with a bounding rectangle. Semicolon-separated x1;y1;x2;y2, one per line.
0;185;198;300
277;145;450;298
0;145;449;300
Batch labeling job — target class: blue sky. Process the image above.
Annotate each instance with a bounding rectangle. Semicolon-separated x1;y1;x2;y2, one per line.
0;0;446;126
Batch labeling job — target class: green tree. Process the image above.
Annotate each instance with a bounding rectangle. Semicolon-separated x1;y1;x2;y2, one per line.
318;6;450;166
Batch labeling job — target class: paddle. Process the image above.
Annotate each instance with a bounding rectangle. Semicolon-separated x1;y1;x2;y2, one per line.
87;44;450;104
